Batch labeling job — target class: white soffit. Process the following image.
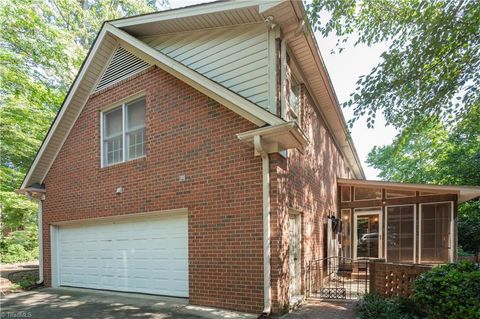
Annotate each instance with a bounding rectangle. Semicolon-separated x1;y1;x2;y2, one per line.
237;121;309;154
110;0;281;36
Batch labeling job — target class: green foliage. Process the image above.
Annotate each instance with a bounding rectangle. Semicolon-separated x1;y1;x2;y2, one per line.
0;227;39;263
0;0;162;262
357;293;423;319
307;0;480;130
11;272;38;291
458;201;480;253
412;261;480;319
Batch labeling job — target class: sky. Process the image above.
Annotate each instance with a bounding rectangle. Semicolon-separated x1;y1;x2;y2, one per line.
168;0;398;179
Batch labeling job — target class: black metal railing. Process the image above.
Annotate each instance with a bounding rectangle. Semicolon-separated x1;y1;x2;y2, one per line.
306;256;369;300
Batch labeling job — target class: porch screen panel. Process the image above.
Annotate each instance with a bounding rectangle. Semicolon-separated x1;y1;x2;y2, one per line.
421;202;452;264
340;209;351;259
386;205;415;263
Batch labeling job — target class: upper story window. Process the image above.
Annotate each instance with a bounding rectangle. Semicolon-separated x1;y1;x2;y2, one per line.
102;97;146;167
289;80;301;120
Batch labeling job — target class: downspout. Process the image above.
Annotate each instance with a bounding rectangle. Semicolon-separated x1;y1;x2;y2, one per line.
254;135;271;315
26;193;44;285
37;199;44;284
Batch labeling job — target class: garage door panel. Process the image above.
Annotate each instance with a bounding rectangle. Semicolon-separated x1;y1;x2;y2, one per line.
56;213;188;297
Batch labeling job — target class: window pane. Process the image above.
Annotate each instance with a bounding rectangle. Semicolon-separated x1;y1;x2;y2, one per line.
104;107;122;138
127;98;145;130
386;189;415;199
354;187;382;201
421;202;452;264
127;128;145;160
341;186;351;202
420;191;440;196
104;136;123;165
289;85;300;114
386;205;415;263
356;214;379;258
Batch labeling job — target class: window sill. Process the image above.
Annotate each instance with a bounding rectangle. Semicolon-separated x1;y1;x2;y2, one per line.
100;155;146;170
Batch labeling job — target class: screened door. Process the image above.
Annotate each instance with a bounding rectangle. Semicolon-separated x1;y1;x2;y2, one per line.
354;209;382;259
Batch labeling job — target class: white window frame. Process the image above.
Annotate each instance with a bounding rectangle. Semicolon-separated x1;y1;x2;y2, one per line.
418;201;454;264
100;97;146;167
353;207;383;260
385;204;416;264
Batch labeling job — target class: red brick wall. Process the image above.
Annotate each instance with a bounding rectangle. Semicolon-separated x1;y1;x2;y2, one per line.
370;260;432;297
270;86;353;312
42;67;265;313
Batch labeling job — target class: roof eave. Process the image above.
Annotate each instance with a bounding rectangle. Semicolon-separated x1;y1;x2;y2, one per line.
110;0;264;28
279;1;365;179
338;179;480;204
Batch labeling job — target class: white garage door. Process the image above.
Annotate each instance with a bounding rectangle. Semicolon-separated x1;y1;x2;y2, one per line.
56;213;188;297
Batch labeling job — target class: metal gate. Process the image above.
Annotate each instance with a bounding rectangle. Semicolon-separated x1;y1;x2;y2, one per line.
306;257;369;299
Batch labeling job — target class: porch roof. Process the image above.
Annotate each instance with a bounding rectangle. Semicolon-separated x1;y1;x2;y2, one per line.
338;179;480;204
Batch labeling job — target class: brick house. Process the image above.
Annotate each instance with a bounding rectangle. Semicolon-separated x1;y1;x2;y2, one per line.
19;0;480;315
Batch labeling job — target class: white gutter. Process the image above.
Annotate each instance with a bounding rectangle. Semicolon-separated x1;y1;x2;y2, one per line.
254;135;271;315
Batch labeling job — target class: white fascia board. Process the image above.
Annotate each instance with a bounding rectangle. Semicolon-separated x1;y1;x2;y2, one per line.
106;24;283;127
111;0;270;28
20;25;110;190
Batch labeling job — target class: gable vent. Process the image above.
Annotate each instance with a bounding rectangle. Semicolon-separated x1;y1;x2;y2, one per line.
94;47;150;93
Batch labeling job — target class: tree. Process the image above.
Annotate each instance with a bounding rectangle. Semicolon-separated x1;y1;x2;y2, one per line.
307;0;480;129
0;0;163;262
367;104;480;253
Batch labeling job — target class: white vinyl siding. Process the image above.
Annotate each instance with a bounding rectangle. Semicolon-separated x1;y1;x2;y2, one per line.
102;98;146;166
142;24;272;111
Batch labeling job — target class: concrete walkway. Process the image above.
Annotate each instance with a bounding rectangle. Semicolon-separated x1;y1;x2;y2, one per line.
282;299;358;319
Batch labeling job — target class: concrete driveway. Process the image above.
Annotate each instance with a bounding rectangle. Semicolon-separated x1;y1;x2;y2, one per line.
0;288;256;319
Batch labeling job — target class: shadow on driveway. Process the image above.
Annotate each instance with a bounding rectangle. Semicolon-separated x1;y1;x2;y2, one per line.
0;288;256;319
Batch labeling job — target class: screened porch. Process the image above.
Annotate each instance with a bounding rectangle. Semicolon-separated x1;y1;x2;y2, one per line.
336;179;480;265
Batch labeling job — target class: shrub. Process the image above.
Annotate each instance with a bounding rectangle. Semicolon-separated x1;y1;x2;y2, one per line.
357;293;422;319
10;272;38;291
412;261;480;319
